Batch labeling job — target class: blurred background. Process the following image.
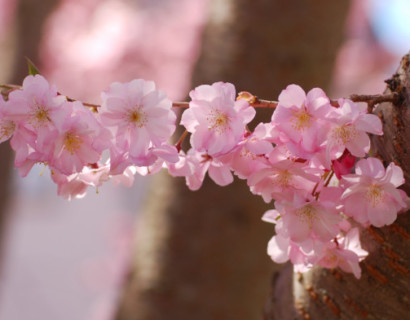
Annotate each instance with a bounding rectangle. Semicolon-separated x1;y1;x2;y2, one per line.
0;0;408;319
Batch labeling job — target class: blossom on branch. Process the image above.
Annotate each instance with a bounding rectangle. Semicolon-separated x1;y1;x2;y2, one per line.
271;84;333;159
99;79;177;173
341;157;408;227
326;98;382;160
0;74;408;279
181;82;255;156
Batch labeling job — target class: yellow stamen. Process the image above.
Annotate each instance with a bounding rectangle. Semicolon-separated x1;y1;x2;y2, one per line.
127;107;147;128
273;170;293;189
366;184;384;207
64;132;83;155
291;108;312;131
295;204;317;228
332;125;358;144
207;110;230;133
30;101;51;127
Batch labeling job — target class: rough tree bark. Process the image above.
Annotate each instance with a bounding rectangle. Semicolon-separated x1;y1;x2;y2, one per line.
264;53;410;320
115;1;350;319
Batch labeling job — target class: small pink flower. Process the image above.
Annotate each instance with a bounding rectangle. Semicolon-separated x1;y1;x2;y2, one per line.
219;123;273;179
100;79;176;168
267;234;313;272
247;159;319;202
271;85;333;158
167;149;209;190
181;82;255;156
263;210;314;271
7;74;66;130
168;149;233;190
50;101;107;175
316;228;368;279
326;99;382;161
5;75;68;174
275;189;342;243
341;157;408;227
51;170;89;201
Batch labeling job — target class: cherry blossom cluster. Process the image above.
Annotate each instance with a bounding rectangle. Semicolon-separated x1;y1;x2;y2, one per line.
1;74;409;279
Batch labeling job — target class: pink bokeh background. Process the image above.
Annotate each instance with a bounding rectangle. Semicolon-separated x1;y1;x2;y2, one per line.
1;1;208;319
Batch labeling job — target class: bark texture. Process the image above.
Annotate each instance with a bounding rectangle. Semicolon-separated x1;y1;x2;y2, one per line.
115;1;350;319
265;53;410;320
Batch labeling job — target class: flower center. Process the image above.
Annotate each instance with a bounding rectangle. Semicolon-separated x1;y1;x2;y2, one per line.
274;170;293;188
127;108;147;128
295;204;317;228
31;104;50;127
240;148;256;160
291;108;312;131
64;132;83;155
322;250;339;268
332;124;358;144
366;184;384;207
208;110;230;133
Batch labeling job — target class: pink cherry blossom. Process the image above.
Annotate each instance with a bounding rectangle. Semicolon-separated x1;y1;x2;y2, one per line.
168;149;233;190
271;84;333;158
4;75;68;174
7;74;66;131
181;82;255;156
316;228;368;279
274;189;342;243
267;234;314;272
341;157;408;227
49;101;106;175
247;159;319;202
51;162;138;200
167;149;208;190
219;123;273;179
263;210;314;271
51;169;89;201
326;99;382;161
1;74;410;276
99;79;176;170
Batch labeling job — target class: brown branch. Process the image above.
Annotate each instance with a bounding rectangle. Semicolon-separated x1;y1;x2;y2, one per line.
0;84;21;90
175;130;189;152
173;93;399;110
0;83;401;112
330;92;401;109
251;98;278;109
66;96;99;111
350;93;400;105
172;102;189;108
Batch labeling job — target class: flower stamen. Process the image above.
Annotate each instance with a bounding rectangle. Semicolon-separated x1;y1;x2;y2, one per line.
295;204;317;228
208;109;230;133
332;124;358;144
366;184;384;207
127;107;147;128
64;132;83;155
291;108;312;131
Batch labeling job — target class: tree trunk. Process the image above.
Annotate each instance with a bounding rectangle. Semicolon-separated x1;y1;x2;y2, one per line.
115;1;350;319
0;0;60;267
264;52;410;320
